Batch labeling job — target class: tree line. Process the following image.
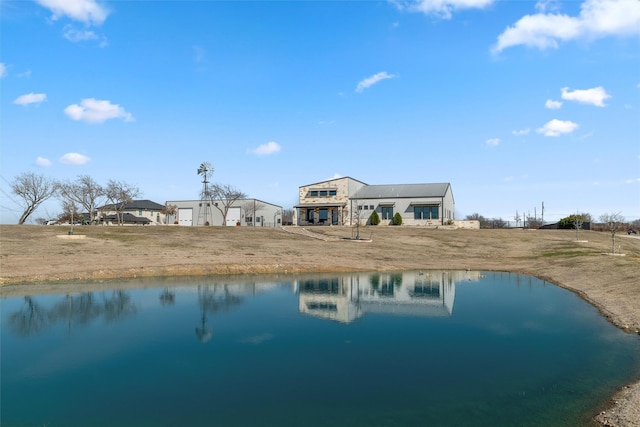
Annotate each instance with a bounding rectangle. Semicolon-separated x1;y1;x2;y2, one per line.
8;168;260;226
9;172;141;225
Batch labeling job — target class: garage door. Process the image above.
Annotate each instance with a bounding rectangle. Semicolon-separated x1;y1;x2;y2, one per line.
226;207;241;226
178;208;193;226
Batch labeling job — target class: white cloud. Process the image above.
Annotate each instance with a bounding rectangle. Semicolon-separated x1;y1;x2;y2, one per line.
36;0;109;25
18;69;32;78
561;86;611;107
13;93;47;106
535;0;561;13
512;128;531;136
36;157;52;167
545;99;563;109
625;178;640;184
493;0;640;53
395;0;495;19
60;152;91;165
63;26;98;42
250;141;281;156
485;138;500;146
356;72;396;93
0;63;6;78
64;98;134;123
331;173;343;179
537;119;579;137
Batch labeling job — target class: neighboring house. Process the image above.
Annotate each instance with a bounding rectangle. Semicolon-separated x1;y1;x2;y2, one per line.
165;199;282;227
98;199;166;225
100;213;152;225
295;177;454;226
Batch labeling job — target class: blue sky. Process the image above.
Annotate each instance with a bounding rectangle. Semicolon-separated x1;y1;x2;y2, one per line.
1;0;639;224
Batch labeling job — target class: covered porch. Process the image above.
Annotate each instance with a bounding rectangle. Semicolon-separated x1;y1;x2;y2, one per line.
294;203;346;226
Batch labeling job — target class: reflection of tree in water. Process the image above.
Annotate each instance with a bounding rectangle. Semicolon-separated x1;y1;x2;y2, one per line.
8;297;48;336
195;285;243;343
159;288;175;306
7;291;137;337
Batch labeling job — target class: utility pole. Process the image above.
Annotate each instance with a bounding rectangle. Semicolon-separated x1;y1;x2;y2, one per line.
541;202;544;227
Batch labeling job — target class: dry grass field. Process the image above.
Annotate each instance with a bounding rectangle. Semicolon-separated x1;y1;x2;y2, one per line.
1;224;639;425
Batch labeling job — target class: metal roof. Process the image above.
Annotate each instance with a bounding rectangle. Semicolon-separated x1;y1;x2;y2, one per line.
300;176;368;188
351;183;450;199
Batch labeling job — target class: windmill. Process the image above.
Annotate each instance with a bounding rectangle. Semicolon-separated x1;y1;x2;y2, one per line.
197;162;214;225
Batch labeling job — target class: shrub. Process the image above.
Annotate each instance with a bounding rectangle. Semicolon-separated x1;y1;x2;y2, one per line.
392;213;403;225
369;210;380;225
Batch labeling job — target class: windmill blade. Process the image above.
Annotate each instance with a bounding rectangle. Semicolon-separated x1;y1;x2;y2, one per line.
197;162;213;176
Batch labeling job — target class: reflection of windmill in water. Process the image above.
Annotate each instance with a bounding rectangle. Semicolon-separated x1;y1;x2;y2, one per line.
197;161;214;226
195;284;244;343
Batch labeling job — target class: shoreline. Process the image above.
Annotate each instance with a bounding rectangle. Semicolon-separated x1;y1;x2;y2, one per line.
1;225;639;425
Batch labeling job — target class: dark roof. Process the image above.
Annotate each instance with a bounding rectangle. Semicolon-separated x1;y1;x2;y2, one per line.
101;199;164;211
101;213;151;224
352;183;451;199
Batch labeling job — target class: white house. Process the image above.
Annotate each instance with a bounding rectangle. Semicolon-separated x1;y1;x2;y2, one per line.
295;177;454;226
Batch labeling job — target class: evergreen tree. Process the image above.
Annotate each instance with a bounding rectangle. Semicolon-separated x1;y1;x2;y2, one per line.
369;210;380;225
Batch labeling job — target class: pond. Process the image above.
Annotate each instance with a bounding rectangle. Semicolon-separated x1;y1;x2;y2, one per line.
2;271;639;427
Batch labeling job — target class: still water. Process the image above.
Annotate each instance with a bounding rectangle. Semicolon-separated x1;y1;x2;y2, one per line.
2;271;639;427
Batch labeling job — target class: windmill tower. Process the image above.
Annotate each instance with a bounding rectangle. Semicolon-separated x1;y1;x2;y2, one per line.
197;162;214;226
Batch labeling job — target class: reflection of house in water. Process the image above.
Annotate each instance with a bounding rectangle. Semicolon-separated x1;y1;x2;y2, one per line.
296;271;478;323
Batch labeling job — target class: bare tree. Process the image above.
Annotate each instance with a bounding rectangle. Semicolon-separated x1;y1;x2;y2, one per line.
526;216;542;229
350;199;367;239
10;172;57;224
206;183;246;226
599;212;625;254
514;210;521;228
59;198;82;233
243;200;266;226
465;213;489;228
162;203;178;224
572;213;585;241
105;180;141;226
281;208;294;226
57;175;106;225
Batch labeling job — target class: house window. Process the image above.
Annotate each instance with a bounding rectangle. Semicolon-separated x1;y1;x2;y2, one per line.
256;217;261;223
381;206;393;220
138;209;142;215
309;189;337;198
319;208;328;223
414;206;439;220
364;205;369;210
246;216;253;223
369;205;374;210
